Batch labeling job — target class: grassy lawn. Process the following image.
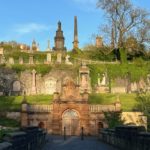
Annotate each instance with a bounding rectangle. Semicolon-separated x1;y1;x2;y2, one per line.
89;93;138;111
0;93;139;112
0;95;53;111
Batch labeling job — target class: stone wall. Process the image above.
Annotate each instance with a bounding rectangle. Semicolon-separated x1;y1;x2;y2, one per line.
20;69;77;95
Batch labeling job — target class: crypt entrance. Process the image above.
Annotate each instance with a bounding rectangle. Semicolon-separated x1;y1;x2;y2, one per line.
62;109;80;135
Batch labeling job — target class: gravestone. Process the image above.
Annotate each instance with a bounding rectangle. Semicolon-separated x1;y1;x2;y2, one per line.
101;73;107;86
12;81;21;92
19;57;24;64
79;62;91;93
31;69;37;94
97;73;101;86
56;53;62;63
29;55;34;65
0;48;5;64
47;53;51;63
0;48;4;55
45;78;57;94
65;55;72;65
8;57;14;64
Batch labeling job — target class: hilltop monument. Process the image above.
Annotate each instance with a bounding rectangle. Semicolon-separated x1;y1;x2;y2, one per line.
53;21;66;51
73;16;79;50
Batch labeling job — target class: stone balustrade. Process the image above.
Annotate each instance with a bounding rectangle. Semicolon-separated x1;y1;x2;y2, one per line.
28;105;53;113
89;103;121;112
99;126;150;150
0;127;46;150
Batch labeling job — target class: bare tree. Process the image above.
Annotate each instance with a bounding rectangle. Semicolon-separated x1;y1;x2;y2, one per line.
97;0;150;49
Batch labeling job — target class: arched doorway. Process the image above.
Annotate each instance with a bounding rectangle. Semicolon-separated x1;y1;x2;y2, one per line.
38;122;45;129
98;122;103;133
62;109;79;136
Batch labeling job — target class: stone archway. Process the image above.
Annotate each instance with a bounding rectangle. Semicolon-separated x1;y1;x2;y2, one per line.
98;122;104;133
62;109;80;136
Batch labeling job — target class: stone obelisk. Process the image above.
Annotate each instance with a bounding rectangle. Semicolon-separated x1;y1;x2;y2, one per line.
73;16;79;49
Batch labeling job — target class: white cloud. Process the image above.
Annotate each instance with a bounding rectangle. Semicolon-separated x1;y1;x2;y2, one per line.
14;23;50;34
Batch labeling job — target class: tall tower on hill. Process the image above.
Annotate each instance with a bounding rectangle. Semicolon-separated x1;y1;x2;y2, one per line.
73;16;79;49
53;21;66;51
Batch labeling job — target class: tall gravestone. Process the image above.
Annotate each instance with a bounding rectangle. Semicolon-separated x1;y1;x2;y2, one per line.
65;55;72;65
79;62;91;93
31;69;37;94
0;48;4;64
57;53;62;63
19;57;24;64
29;55;34;65
47;53;52;64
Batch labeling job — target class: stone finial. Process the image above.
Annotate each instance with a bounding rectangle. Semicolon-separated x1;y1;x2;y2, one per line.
58;21;61;30
96;36;103;48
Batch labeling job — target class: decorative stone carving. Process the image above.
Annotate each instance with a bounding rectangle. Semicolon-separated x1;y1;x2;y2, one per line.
60;78;82;101
45;78;57;94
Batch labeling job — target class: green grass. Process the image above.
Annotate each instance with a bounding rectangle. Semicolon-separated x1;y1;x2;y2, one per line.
89;93;138;111
0;93;139;112
0;95;53;111
0;117;20;127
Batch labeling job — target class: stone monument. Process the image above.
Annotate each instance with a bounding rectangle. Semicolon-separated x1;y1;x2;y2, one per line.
96;36;103;48
53;21;66;51
31;69;37;94
46;40;51;51
79;62;91;93
29;55;34;65
73;16;79;49
47;53;52;64
65;55;72;65
56;53;62;63
19;57;24;64
8;57;14;64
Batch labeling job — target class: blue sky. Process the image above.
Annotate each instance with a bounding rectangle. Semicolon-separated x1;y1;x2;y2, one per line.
0;0;150;51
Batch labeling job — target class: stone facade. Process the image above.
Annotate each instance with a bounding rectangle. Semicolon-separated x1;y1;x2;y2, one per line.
21;78;121;136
